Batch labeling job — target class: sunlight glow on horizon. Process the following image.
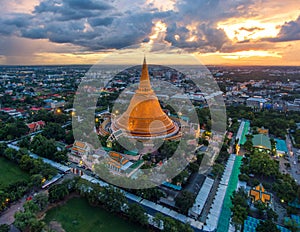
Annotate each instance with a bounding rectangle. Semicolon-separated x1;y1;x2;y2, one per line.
218;20;280;42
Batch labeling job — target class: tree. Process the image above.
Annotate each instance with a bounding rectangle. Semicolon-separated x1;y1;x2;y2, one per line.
244;140;253;152
19;137;30;149
0;224;9;232
33;193;48;211
54;150;68;163
0;120;29;141
3;148;17;161
154;213;193;232
134;188;165;202
254;201;267;219
65;130;74;145
99;186;127;213
175;191;195;214
31;135;57;159
126;203;148;226
188;162;200;173
212;163;224;177
19;155;34;171
256;220;280;232
172;170;189;185
266;208;278;221
196;153;204;165
42;123;66;141
14;200;44;232
23;200;39;214
14;210;35;231
158;140;179;160
30;174;43;188
231;188;249;230
48;184;69;203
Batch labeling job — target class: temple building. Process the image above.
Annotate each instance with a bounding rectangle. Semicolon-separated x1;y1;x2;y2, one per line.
110;57;181;140
69;140;93;164
249;184;272;206
252;134;272;152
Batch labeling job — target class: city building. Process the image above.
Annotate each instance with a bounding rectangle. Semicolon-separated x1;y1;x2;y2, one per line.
246;97;267;109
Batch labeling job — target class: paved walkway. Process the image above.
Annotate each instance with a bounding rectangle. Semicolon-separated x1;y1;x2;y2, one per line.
0;197;26;225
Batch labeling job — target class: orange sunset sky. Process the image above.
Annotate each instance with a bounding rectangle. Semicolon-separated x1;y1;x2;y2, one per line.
0;0;300;66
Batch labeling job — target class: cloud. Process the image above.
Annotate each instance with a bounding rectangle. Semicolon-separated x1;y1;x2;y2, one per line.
0;13;32;36
34;0;113;13
239;27;264;32
88;17;114;27
34;0;114;21
165;22;229;53
0;0;172;51
221;41;276;53
1;0;298;62
263;16;300;42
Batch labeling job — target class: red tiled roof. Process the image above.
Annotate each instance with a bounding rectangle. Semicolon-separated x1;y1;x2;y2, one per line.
27;123;35;129
31;107;42;111
1;107;14;111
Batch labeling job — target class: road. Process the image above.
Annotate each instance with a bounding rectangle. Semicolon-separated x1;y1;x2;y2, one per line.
286;135;300;183
0;197;26;225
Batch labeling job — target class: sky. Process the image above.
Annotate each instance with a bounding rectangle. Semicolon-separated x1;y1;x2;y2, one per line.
0;0;300;65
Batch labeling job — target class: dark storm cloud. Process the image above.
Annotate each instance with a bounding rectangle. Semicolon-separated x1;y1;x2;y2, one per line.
0;13;32;36
88;17;114;27
263;16;300;42
0;0;272;54
83;11;172;50
34;0;114;21
0;0;169;51
34;0;113;13
18;4;171;51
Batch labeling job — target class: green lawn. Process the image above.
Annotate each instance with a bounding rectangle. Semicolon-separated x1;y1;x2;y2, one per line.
0;157;30;190
44;197;148;232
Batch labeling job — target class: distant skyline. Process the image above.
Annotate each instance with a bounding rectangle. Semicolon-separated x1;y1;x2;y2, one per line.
0;0;300;66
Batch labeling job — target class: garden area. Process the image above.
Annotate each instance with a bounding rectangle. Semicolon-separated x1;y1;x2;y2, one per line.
43;197;147;232
0;157;30;190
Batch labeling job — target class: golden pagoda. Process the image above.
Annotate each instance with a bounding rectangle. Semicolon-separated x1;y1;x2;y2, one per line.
111;57;179;140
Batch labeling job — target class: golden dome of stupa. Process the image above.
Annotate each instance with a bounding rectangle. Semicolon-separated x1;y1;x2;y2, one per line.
111;57;179;139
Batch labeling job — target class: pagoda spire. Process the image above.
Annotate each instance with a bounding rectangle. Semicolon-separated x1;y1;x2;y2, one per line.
138;56;152;92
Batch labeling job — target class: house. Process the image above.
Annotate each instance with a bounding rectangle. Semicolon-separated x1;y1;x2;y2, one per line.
26;121;46;133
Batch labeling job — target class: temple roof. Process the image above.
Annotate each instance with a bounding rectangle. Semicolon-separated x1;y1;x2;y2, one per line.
249;184;271;204
252;134;272;150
